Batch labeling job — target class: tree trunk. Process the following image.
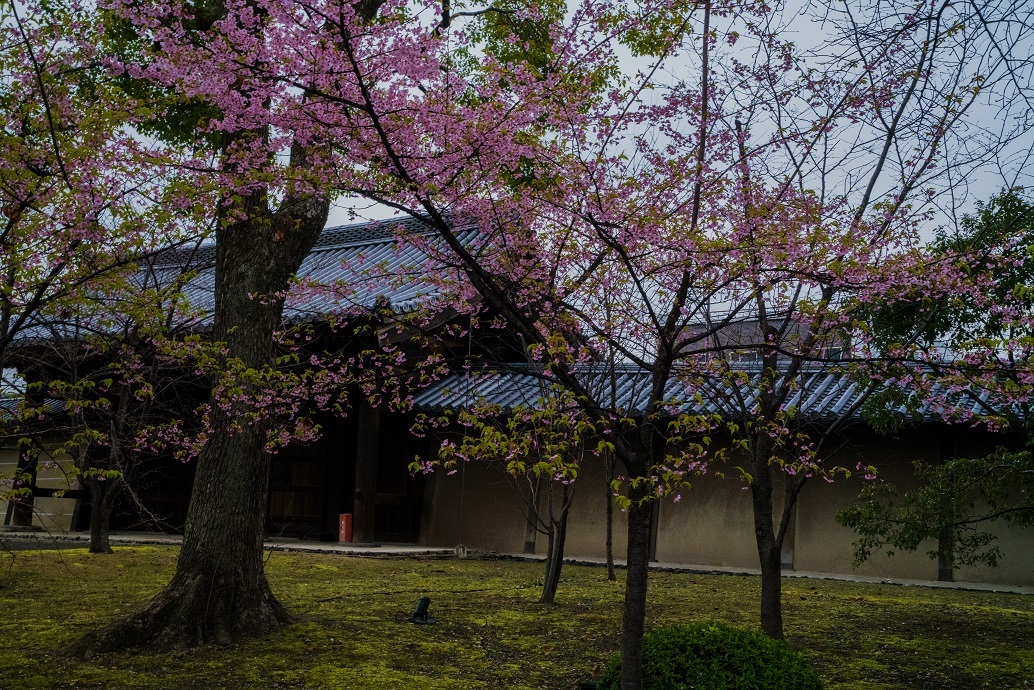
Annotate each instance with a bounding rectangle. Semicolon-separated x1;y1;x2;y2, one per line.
539;485;571;604
77;190;329;655
522;518;538;554
620;486;653;690
750;460;784;640
757;535;783;639
605;451;616;581
520;475;541;555
85;479;118;554
539;523;559;603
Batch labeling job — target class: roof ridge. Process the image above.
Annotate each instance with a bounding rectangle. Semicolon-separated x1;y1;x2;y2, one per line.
313;215;477;252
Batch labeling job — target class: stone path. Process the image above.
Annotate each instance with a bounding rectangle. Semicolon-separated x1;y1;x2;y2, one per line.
2;529;1030;595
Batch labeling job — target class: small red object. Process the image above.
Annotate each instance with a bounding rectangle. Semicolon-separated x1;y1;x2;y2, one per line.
338;513;353;543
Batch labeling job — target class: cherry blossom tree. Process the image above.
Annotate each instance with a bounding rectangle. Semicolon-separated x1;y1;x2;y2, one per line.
312;0;1033;682
73;0;570;654
0;0;205;526
49;1;1032;688
10;240;213;552
436;386;599;604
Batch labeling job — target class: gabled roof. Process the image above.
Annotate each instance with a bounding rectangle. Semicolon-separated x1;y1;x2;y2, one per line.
286;217;477;318
14;216;478;343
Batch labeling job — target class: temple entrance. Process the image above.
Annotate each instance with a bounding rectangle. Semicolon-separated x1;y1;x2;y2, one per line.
265;411;426;543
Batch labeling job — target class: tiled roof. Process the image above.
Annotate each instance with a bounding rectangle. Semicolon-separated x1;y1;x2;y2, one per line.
0;396;65;423
14;216;478;342
158;215;477;322
286;217;478;318
411;365;998;423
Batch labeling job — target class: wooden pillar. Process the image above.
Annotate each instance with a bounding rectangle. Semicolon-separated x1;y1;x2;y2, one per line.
352;403;380;544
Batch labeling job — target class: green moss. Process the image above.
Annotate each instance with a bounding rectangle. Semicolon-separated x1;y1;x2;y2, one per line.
0;546;1031;689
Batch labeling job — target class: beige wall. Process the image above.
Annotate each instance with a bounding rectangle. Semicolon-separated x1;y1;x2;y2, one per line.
655;472;761;569
794;432;942;580
795;430;1034;585
422;456;629;558
0;444;19;520
0;438;79;533
422;461;529;552
422;427;1034;587
561;458;628;559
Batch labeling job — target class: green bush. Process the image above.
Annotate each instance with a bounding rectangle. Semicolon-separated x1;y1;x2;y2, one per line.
597;621;822;690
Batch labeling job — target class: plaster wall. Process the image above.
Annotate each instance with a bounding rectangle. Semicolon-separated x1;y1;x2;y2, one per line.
654;471;762;568
558;457;627;560
32;446;78;533
422;427;1034;586
0;444;19;521
795;429;1034;585
0;439;78;532
422;461;529;552
423;457;629;559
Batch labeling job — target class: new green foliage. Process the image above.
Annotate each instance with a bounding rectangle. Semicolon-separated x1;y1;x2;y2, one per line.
596;621;823;690
846;191;1034;578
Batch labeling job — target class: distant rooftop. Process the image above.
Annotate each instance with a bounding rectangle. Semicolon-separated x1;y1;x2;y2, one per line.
13;215;479;344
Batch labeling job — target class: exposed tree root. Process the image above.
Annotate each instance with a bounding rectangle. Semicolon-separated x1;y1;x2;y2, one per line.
75;571;290;656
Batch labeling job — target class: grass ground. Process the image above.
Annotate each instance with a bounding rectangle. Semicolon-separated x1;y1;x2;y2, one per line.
0;545;1030;689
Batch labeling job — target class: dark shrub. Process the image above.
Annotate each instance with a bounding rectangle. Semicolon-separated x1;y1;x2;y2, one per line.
597;621;822;690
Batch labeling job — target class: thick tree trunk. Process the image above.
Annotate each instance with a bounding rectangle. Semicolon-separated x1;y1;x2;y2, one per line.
620;487;653;690
750;460;784;640
77;189;329;655
85;479;118;554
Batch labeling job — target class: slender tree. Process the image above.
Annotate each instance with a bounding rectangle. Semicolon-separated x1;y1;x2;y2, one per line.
332;1;1033;675
436;387;596;603
14;240;213;552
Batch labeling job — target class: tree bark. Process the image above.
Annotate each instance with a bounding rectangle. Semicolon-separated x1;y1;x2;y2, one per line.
620;483;653;690
522;476;540;554
85;478;118;554
750;459;784;640
77;189;329;654
538;484;571;604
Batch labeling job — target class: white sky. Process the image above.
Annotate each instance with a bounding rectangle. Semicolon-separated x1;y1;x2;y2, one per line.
325;0;1033;237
